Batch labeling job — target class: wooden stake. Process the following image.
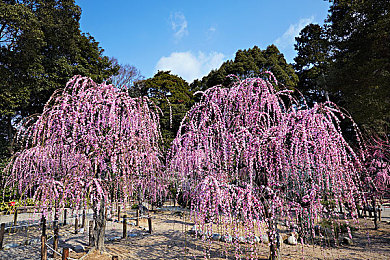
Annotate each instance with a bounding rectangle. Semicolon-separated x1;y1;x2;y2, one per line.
148;216;152;234
41;216;46;237
82;209;86;228
62;247;69;260
123;215;127;238
89;220;94;246
53;235;59;258
0;223;5;250
13;208;18;226
41;235;47;260
64;209;67;225
136;209;139;226
117;205;121;222
75;216;78;234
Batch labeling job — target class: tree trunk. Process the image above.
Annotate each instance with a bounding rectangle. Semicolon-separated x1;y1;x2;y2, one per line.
356;200;362;218
363;200;367;217
339;201;343;215
372;198;379;230
92;199;106;250
53;208;59;258
264;204;280;260
268;220;281;260
6;116;14;154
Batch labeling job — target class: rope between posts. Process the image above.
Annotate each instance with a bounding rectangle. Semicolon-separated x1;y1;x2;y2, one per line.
4;223;39;230
45;242;62;257
3;214;83;230
45;241;87;260
122;216;155;220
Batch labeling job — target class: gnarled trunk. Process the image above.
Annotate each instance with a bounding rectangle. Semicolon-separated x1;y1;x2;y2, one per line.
263;200;281;260
268;218;281;260
92;199;106;250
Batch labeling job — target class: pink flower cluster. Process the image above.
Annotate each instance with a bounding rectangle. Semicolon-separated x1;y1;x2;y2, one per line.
6;76;167;213
168;73;363;252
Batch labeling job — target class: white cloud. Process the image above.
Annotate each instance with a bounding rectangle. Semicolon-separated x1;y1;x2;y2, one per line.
206;26;217;40
208;26;216;33
155;51;225;83
275;16;314;49
170;12;188;41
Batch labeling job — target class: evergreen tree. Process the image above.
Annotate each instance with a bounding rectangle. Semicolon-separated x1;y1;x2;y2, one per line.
294;0;390;133
0;0;118;157
294;24;331;106
135;71;194;150
191;45;298;92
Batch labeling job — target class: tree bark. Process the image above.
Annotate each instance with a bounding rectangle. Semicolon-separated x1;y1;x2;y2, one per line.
263;201;280;260
372;198;379;230
6;116;14;155
92;199;106;250
267;218;281;260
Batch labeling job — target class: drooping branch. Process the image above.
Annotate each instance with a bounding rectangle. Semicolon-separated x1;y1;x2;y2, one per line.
6;76;168;249
168;73;364;258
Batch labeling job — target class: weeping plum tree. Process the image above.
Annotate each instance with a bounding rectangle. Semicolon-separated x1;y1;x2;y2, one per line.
361;134;390;229
168;73;364;259
6;75;166;250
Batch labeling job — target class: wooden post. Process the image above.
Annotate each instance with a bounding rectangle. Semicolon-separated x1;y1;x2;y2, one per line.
41;216;46;237
13;208;18;226
112;256;119;260
62;247;69;260
75;216;78;234
0;223;5;250
41;235;47;260
136;210;139;226
64;209;67;225
148;216;152;234
117;205;121;222
122;215;127;238
89;220;94;246
53;234;59;258
82;210;86;228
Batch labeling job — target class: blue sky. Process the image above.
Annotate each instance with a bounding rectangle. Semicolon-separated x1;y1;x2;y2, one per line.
76;0;330;83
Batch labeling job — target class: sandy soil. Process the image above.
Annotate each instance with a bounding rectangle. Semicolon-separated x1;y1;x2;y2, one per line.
1;206;389;259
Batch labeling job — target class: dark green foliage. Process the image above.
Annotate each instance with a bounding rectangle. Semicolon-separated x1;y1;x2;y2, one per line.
191;45;298;92
135;71;194;150
319;219;357;239
0;0;118;158
327;0;390;133
294;24;331;106
177;190;191;209
294;0;390;133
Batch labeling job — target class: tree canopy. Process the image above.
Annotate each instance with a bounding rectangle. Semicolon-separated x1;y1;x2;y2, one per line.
191;45;298;92
135;71;194;150
0;0;118;157
6;75;166;249
168;73;363;259
294;0;390;133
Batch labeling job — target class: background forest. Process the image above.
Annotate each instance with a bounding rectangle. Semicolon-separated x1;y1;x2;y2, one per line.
1;0;389;159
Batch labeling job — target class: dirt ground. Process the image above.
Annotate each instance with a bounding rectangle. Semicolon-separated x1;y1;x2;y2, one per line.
1;206;389;259
82;212;390;260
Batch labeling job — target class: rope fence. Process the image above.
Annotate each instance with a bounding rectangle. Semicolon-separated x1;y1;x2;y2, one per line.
0;203;161;259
